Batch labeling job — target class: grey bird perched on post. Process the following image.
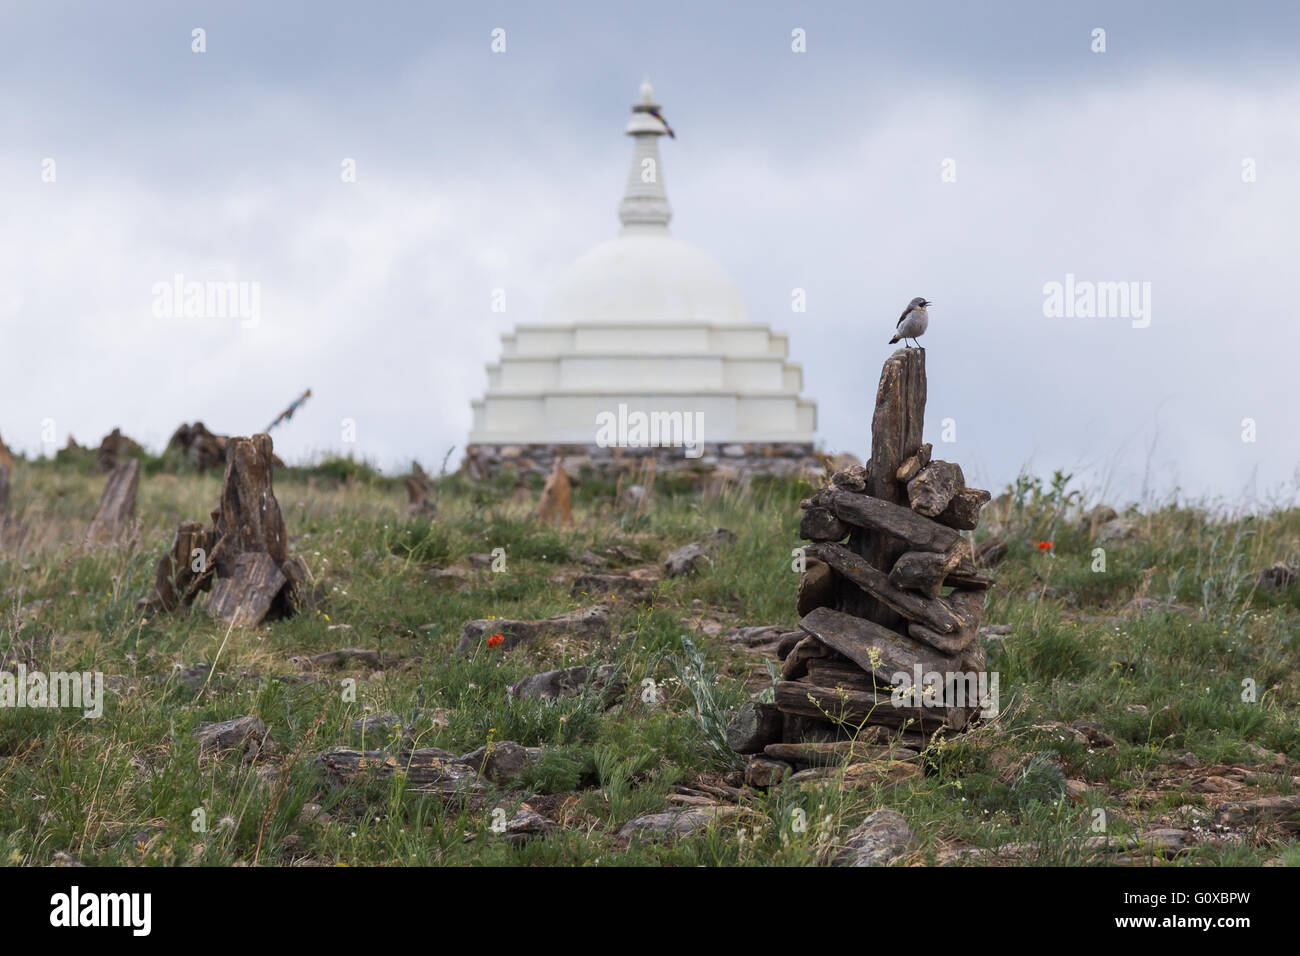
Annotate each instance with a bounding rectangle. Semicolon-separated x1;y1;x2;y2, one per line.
889;297;931;350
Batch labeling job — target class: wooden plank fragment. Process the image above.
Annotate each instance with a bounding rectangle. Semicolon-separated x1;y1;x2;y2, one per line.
85;459;139;543
819;488;964;554
796;557;836;615
907;588;987;654
799;605;961;682
805;657;879;691
781;634;837;681
798;506;849;542
773;680;954;731
725;701;785;755
907;460;965;517
806;542;963;633
763;740;917;767
934;487;991;531
207;552;287;626
889;547;964;598
895;443;933;483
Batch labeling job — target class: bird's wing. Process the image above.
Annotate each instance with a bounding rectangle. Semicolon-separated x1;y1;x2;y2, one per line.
896;305;911;327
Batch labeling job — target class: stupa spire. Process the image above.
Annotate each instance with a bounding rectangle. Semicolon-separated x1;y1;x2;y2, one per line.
618;76;673;231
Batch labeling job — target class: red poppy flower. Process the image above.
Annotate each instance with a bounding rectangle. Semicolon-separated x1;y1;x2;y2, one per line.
487;634;505;648
1037;540;1053;550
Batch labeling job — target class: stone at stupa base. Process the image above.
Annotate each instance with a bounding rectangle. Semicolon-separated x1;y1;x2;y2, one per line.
463;441;819;481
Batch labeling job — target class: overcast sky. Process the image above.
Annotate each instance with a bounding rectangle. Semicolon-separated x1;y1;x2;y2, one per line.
2;1;1297;508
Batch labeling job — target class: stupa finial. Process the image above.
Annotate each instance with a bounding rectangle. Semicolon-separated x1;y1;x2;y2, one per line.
618;76;673;230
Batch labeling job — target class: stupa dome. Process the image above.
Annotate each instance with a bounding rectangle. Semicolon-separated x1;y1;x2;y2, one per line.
542;232;749;324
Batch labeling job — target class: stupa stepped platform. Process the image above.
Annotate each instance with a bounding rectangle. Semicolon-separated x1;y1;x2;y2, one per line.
465;78;818;480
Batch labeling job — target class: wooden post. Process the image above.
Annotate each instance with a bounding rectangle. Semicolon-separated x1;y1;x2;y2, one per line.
836;348;926;628
85;458;140;544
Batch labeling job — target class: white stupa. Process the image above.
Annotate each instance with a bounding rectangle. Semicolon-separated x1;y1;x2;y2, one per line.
466;79;817;474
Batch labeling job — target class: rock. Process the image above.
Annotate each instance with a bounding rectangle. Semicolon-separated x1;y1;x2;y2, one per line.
744;757;792;788
617;806;738;840
722;625;799;647
725;700;785;754
1070;720;1117;748
833;809;915;866
455;604;611;655
906;461;965;517
1257;563;1298;590
776;630;805;660
797;557;836;614
1078;504;1119;535
571;571;658;603
841;760;922;787
974;536;1007;567
1213;794;1300;828
299;802;329;823
663;528;735;577
831;464;871;492
1064;779;1090;804
721;444;746;458
193;715;268;758
352;711;403;735
934;488;991;531
51;851;86;867
510;663;620;702
459;740;542;784
300;648;388;671
1243;742;1286;766
577;550;607;568
823;452;862;473
618;484;649;510
894;444;932;483
1096;518;1137;543
603;544;642;564
798;506;850;542
888;548;964;599
315;748;487;795
500;804;556;844
664;542;708;577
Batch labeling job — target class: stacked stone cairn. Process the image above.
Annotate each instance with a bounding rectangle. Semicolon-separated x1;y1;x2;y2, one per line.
729;349;996;784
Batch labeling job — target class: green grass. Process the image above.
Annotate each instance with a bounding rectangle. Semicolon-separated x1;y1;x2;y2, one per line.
1;456;1299;866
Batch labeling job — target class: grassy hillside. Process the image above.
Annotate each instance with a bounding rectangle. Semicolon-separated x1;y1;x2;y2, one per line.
1;456;1298;866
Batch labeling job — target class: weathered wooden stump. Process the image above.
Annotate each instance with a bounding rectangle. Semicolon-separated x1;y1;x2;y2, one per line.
0;433;12;519
85;458;140;544
404;463;436;516
140;433;311;625
96;427;143;473
730;347;996;770
537;457;573;526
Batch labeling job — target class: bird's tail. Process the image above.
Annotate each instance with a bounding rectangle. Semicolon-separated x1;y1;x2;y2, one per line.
888;333;901;344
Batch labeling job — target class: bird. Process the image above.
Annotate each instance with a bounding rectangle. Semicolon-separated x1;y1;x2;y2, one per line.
889;297;931;350
647;107;675;138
